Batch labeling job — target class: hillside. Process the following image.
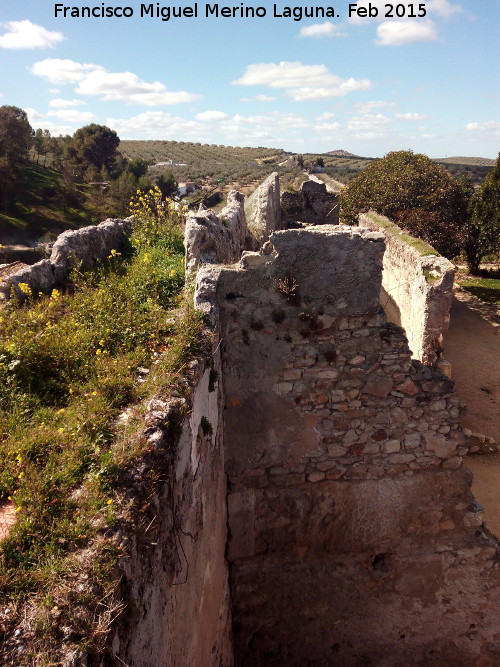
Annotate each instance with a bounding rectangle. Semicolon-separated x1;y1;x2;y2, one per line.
436;156;495;167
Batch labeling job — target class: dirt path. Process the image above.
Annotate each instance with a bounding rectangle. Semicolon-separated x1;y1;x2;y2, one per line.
444;289;500;536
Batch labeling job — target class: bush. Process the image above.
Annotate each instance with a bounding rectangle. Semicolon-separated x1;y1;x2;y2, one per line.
340;150;471;258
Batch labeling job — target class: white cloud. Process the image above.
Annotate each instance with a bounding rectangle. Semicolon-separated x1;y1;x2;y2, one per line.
376;19;437;45
25;108;73;135
314;122;341;132
299;22;347;38
316;112;335;121
32;59;201;106
233;61;371;101
75;69;200;105
426;0;462;18
48;109;97;123
466;121;500;133
196;110;229;121
239;94;277;102
31;58;102;84
106;111;205;139
395;112;428;120
49;98;85;108
0;20;64;49
354;100;396;113
348;113;390;132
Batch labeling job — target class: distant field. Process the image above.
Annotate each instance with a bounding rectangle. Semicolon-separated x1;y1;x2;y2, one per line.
435;156;496;167
120;140;288;188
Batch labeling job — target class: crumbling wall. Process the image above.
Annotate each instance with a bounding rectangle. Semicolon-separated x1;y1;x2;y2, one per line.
281;179;339;227
0;218;132;301
114;357;233;667
360;211;454;367
196;226;500;667
184;190;246;280
244;172;281;248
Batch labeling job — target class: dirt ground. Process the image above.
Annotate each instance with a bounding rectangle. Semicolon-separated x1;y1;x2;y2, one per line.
444;288;500;537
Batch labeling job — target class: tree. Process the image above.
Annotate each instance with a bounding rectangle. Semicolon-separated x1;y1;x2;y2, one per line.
0;105;33;209
340;150;470;259
466;153;500;273
127;157;149;179
156;170;177;198
68;124;120;180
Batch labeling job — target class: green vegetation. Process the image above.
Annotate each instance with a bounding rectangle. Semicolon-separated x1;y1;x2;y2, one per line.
456;269;500;305
120;139;288;189
0;191;205;663
363;211;438;256
466;153;500;274
340;150;471;259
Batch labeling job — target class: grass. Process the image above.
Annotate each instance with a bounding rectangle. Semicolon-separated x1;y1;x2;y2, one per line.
364;211;438;256
0;188;206;663
455;269;500;304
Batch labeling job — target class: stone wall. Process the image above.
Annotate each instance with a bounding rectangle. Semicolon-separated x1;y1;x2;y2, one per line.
281;179;339;227
0;218;132;301
113;356;233;666
360;211;454;367
195;226;500;667
244;172;281;249
184;190;246;280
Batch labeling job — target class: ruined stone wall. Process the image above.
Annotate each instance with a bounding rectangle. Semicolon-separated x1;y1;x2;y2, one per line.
0;218;132;301
360;211;454;367
184;190;246;280
244;172;281;248
114;357;233;667
196;227;500;667
281;179;339;227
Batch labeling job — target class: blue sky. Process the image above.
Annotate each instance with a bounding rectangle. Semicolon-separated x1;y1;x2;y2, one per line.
0;0;498;157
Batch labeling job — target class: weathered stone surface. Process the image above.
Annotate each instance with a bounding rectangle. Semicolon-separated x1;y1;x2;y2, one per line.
50;218;132;282
185;191;246;279
244;172;281;249
360;211;455;366
191;225;499;667
0;259;56;301
271;226;384;313
280;179;339;227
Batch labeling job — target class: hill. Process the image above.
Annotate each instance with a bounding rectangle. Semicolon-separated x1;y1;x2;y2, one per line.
435;156;495;167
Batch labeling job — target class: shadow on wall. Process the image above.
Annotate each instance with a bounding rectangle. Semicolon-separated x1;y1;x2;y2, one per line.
380;286;402;328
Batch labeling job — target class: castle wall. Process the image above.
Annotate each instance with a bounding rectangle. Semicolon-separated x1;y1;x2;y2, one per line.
281;179;339;227
184;190;246;280
195;226;500;666
244;172;281;249
115;358;233;667
0;218;132;301
360;212;454;367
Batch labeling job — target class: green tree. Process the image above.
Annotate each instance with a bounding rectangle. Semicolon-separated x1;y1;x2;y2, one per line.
340;150;470;258
68;124;120;180
0;105;33;210
156;170;178;198
466;153;500;273
127;157;149;179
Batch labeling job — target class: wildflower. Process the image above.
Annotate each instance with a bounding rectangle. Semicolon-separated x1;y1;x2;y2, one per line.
96;349;102;355
18;282;32;296
16;506;21;512
50;288;61;301
106;499;113;505
57;427;64;433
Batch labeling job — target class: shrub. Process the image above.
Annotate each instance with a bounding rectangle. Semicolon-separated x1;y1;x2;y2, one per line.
340;150;471;258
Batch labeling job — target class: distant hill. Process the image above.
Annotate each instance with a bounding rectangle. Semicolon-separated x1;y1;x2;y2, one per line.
325;149;362;158
435;156;495;167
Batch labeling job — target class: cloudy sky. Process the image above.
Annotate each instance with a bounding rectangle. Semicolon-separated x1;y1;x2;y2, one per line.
0;0;498;157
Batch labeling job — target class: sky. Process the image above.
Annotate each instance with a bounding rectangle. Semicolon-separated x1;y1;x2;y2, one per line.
0;0;498;157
